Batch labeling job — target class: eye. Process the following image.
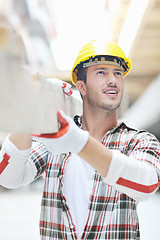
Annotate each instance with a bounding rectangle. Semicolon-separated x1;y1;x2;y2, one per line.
114;71;123;76
96;70;105;75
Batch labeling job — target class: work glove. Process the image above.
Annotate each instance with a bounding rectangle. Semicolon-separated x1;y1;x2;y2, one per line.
32;110;89;154
46;78;73;96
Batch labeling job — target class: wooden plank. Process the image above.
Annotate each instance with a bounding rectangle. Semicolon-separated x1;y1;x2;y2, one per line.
0;23;82;134
0;64;82;134
0;69;82;134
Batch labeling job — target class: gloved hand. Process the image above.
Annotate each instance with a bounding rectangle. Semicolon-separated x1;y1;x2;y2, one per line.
46;78;73;96
32;110;89;154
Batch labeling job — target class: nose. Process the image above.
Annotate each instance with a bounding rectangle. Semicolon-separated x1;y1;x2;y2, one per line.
106;72;117;87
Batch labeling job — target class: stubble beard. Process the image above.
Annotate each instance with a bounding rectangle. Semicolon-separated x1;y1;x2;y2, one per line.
86;91;123;112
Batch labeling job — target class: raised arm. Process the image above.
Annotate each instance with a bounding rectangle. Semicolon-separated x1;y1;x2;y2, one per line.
32;110;160;201
0;79;73;188
79;135;160;201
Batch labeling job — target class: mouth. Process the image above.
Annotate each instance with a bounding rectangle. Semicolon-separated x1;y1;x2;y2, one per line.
103;88;119;96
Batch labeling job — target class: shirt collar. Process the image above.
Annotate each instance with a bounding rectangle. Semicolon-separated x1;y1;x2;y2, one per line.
74;115;137;134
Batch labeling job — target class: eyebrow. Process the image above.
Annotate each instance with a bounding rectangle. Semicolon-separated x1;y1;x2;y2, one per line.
94;67;123;72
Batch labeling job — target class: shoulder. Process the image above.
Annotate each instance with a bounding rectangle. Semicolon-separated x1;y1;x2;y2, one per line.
117;120;160;153
116;120;157;138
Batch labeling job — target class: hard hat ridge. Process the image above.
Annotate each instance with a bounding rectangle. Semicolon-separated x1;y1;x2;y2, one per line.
82;55;128;72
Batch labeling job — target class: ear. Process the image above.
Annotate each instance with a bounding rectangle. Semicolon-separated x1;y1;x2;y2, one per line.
76;81;87;97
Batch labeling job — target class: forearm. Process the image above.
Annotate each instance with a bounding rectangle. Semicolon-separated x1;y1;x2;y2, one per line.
9;132;32;150
78;136;112;177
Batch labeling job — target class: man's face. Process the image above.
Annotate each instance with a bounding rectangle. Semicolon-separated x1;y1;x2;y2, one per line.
83;64;124;112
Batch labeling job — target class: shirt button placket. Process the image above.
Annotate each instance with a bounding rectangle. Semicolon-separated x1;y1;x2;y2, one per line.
70;225;74;231
61;198;67;212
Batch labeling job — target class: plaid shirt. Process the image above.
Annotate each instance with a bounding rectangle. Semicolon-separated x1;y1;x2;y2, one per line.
30;121;160;240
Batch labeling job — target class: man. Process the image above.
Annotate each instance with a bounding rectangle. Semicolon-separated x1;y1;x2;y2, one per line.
0;40;160;240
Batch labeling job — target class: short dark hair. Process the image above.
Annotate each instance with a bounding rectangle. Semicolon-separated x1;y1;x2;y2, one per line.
77;67;88;84
76;67;88;99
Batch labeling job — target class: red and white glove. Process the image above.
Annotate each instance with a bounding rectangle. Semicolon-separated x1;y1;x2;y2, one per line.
46;78;73;96
32;110;89;154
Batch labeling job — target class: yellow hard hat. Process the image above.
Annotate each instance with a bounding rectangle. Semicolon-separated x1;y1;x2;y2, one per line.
71;40;132;85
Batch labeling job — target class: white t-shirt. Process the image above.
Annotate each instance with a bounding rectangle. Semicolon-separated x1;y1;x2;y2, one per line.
63;153;94;239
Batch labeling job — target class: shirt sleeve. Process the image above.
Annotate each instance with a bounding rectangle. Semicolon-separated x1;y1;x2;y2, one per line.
0;136;48;189
103;132;160;201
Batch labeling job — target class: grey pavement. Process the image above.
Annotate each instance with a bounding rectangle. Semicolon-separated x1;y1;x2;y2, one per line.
0;185;160;240
0;188;42;240
138;191;160;240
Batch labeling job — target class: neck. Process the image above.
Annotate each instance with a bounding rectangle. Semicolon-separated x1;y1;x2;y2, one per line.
82;104;117;142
